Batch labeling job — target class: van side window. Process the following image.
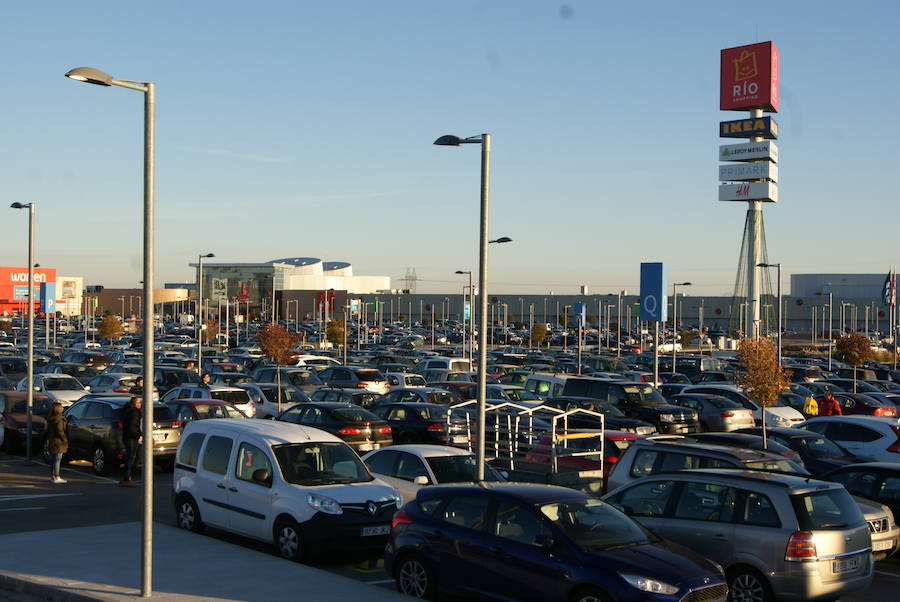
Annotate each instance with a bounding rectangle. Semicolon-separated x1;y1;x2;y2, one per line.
235;442;273;486
178;432;205;467
674;482;732;521
202;435;234;475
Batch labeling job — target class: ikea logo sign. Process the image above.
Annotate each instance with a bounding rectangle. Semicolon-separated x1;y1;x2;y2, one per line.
719;117;778;139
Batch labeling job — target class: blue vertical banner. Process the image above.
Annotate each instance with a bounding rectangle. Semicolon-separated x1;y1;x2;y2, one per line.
40;282;56;314
464;301;471;320
572;302;586;327
639;263;668;322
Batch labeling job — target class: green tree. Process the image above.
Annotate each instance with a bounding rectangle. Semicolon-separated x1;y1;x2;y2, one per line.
326;317;346;347
736;337;792;447
531;323;547;348
98;315;124;345
835;332;875;392
256;324;298;413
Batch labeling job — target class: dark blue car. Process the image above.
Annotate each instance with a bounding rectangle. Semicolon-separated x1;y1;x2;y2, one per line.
385;483;727;601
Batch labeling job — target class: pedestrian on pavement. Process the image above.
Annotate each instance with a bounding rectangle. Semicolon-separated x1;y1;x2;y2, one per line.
818;391;843;417
128;376;144;396
46;402;68;484
120;396;142;486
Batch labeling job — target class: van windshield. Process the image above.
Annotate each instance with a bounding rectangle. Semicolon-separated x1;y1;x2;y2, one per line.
273;442;373;485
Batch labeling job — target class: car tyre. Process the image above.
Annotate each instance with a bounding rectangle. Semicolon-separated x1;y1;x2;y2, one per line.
274;518;305;562
175;494;204;533
92;444;111;476
727;566;772;602
570;587;611;602
395;553;436;599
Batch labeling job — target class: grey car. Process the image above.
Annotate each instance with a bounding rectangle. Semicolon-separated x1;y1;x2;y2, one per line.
669;393;755;432
604;469;874;601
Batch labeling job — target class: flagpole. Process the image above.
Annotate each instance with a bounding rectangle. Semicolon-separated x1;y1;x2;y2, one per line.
893;268;897;372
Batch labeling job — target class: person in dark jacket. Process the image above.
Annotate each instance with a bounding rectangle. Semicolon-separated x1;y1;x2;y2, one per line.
128;376;144;396
46;402;68;484
120;396;142;486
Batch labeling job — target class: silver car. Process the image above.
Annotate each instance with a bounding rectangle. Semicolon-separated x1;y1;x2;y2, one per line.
604;469;873;601
669;393;755;432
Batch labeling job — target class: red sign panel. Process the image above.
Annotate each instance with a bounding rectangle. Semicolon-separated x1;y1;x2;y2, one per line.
0;266;57;313
720;41;778;112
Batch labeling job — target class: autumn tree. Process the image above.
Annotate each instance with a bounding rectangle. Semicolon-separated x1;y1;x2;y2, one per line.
0;320;10;333
98;315;124;345
326;317;346;347
835;332;875;391
736;337;792;446
201;318;219;346
256;324;298;413
531;323;547;348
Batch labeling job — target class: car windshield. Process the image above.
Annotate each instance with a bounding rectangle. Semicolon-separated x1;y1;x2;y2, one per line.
43;377;83;391
356;371;384;382
425;454;503;483
194;404;245;419
413;406;449;420
709;397;741;409
260;386;306;403
332;407;380;422
622;385;667;405
11;399;53;415
851;381;879;393
209;390;251;404
791;489;865;530
425;392;457;405
273;442;373;485
797;436;846;458
286;372;314;385
61;365;100;376
506;389;540;402
540;499;653;550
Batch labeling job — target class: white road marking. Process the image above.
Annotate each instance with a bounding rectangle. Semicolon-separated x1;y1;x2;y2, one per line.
0;493;82;502
0;507;45;512
365;579;394;585
875;569;900;578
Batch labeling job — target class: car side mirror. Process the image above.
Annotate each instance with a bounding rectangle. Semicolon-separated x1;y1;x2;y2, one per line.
33;386;41;392
252;468;272;486
84;385;91;391
413;475;429;486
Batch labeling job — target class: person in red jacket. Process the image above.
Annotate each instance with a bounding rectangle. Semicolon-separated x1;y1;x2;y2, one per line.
818;391;843;416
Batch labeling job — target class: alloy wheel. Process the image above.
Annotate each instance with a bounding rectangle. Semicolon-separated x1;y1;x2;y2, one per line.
730;572;767;602
397;558;429;598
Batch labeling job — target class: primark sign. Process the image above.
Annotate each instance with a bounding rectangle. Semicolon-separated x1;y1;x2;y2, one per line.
718;161;777;182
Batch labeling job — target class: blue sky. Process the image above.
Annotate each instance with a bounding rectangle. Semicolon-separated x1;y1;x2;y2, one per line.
1;1;897;295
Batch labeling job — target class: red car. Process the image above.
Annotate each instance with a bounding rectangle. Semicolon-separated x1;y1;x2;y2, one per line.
524;429;638;482
817;392;897;417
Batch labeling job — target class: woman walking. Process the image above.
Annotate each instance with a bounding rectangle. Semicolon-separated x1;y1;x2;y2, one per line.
46;402;68;484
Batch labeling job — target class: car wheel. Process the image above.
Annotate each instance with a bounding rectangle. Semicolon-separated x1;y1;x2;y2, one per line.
274;518;305;562
92;444;111;476
570;587;611;602
175;495;204;533
728;567;772;602
395;554;435;599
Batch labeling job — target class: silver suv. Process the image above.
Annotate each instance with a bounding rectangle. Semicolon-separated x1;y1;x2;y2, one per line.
604;469;874;601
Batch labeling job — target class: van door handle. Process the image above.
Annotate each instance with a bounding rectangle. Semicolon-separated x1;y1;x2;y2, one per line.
228;487;238;493
713;533;728;541
217;484;226;490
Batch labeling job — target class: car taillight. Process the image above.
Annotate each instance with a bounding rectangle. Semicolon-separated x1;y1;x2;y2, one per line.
336;427;361;435
605;456;618;463
785;531;817;560
116;421;123;429
720;411;734;418
887;426;900;453
378;426;391;434
875;406;896;417
392;509;413;529
171;420;182;428
356;382;368;388
114;387;129;393
426;423;445;432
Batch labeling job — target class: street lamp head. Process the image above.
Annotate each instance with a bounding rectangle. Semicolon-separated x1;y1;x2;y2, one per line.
455;270;471;275
10;202;30;209
489;236;512;244
201;253;215;259
434;134;484;146
65;66;113;86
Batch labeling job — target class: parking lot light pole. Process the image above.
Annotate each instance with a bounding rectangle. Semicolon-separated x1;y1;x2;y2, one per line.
66;65;155;598
435;133;492;481
10;202;34;460
758;263;782;368
196;253;215;374
671;282;691;373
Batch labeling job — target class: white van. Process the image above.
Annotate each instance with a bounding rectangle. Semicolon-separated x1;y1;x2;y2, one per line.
172;419;401;561
412;356;472;374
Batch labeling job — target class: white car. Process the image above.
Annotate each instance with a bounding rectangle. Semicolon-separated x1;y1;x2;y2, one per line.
383;372;427;388
161;384;256;418
799;415;900;462
683;384;805;428
15;374;86;406
84;372;160;401
173;419;401;562
361;444;504;504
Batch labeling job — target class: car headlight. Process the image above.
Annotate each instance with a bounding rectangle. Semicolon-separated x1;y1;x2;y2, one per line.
307;493;343;515
391;491;402;507
637;426;656;435
619;573;679;595
660;414;674;422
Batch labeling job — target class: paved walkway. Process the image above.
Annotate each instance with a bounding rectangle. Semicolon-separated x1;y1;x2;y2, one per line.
0;522;407;601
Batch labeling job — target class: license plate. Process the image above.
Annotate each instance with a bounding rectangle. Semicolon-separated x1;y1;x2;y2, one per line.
832;557;860;573
452;435;468;444
361;525;390;537
357;443;374;452
873;540;894;552
152;434;166;443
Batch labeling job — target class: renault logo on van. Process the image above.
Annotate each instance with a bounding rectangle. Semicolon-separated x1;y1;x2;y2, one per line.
367;501;377;516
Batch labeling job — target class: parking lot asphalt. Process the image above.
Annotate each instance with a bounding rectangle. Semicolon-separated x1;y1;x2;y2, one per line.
1;450;899;601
